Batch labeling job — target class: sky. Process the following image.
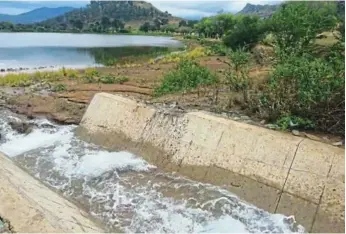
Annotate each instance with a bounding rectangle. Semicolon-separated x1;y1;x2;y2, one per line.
0;0;280;19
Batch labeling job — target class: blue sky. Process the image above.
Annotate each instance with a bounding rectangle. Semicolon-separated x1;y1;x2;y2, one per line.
0;1;280;19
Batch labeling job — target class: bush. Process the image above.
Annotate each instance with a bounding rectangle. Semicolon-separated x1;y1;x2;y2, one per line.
223;15;267;50
155;59;218;96
52;84;67;92
225;48;250;92
83;68;99;83
258;53;344;134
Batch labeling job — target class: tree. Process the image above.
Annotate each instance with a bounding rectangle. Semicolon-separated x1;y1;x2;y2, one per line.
139;22;151;32
269;2;338;49
179;20;187;27
223;15;266;49
101;16;110;30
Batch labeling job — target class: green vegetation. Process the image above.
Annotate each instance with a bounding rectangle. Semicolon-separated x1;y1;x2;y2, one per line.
52;84;67;92
155;59;218;96
155;1;344;135
0;71;63;87
99;75;129;84
0;1;178;33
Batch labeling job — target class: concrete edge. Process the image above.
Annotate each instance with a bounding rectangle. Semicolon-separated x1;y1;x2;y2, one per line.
0;152;104;233
79;93;345;233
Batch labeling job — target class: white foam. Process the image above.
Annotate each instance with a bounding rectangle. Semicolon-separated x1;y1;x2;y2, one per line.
198;216;248;233
0;125;74;157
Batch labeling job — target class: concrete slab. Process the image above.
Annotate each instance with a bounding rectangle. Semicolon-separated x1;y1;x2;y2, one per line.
276;192;318;231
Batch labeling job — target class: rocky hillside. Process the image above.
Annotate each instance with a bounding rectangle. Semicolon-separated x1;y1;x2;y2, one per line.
237;3;280;18
40;1;179;30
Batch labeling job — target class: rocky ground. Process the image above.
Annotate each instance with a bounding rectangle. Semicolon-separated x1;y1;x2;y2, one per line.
0;56;343;147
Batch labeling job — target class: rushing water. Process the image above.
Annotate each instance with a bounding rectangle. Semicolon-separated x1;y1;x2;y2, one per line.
0;33;182;69
0;110;305;233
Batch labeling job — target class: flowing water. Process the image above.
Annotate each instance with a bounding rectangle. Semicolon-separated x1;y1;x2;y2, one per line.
0;109;305;233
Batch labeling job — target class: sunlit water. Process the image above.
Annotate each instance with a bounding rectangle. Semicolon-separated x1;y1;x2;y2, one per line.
0;33;182;69
0;110;305;233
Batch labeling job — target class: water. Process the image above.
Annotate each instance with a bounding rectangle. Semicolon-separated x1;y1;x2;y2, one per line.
0;110;305;233
0;33;182;69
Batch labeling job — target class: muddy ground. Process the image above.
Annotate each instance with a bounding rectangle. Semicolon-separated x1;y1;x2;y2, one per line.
0;55;343;147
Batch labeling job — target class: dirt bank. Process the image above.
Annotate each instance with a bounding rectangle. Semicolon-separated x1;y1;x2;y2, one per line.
0;56;343;146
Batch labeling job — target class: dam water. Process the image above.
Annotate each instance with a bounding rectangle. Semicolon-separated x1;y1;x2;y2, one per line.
0;109;305;233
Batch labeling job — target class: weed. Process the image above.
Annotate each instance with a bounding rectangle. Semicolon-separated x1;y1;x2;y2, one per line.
52;84;67;92
155;59;218;96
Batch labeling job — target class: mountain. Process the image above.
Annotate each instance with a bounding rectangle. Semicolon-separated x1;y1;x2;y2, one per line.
237;3;280;18
40;1;180;30
0;7;75;24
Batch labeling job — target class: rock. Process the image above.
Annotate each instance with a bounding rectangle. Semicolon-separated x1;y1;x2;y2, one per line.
303;133;321;141
260;120;266;124
292;130;300;136
9;120;33;134
332;141;343;146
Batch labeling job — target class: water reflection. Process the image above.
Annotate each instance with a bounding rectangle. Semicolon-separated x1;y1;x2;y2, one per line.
0;46;179;69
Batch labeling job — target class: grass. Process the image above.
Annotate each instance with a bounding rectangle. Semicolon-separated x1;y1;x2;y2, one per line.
0;70;64;87
99;75;129;84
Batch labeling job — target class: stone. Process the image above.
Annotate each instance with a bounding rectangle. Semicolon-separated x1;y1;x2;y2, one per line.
260;120;266;124
332;141;343;146
292;130;300;136
9;121;33;134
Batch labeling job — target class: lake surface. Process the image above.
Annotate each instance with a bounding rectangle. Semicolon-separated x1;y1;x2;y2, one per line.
0;33;183;69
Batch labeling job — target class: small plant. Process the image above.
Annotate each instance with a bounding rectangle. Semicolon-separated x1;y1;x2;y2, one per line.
99;75;129;84
155;59;218;96
52;84;67;92
276;115;315;130
64;69;79;79
83;68;99;83
224;47;251;101
84;68;99;77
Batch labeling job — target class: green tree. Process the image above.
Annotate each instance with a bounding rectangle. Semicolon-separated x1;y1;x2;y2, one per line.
270;2;338;50
223;15;266;49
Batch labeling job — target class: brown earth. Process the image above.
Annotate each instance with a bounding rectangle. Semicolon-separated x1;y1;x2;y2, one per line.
0;55;343;147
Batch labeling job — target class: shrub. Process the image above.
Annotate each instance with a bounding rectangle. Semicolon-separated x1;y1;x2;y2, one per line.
225;48;250;92
155;59;218;96
83;68;99;83
258;53;344;134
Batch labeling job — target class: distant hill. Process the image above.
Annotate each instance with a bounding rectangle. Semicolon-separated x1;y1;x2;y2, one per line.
40;1;180;30
237;3;280;18
0;7;75;24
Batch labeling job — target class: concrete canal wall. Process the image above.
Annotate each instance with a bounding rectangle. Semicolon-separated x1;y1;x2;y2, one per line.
0;152;103;233
79;92;345;233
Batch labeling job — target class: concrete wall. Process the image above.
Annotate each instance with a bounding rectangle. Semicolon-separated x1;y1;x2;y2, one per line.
0;152;103;233
80;93;345;233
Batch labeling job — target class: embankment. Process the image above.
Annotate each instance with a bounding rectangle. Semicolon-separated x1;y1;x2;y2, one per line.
0;152;103;233
79;92;345;233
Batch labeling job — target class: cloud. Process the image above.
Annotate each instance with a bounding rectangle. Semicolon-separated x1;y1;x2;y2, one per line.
150;0;281;19
0;0;282;19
